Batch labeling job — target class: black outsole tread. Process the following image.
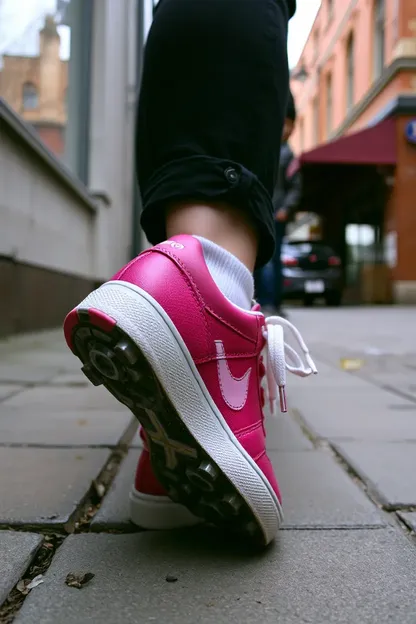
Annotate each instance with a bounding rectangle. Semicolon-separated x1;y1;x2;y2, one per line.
71;314;266;546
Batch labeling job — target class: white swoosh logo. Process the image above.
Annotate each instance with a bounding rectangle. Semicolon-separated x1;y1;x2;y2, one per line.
215;340;252;411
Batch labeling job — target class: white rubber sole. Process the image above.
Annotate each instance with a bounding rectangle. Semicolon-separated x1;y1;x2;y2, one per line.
72;280;283;545
129;488;201;530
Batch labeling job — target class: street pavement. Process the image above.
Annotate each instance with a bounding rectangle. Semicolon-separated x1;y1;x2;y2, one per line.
0;307;415;623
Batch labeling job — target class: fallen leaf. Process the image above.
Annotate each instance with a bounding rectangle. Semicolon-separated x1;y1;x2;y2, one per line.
92;481;105;498
26;575;44;590
16;580;27;594
65;572;95;589
16;575;44;595
340;358;364;371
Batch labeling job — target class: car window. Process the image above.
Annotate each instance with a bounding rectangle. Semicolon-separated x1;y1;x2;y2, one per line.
294;244;313;254
282;244;299;256
285;243;335;256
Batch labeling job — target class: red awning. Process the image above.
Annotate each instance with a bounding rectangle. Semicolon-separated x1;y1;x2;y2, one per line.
288;117;397;176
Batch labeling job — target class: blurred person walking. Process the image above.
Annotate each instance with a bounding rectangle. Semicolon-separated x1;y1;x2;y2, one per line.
255;91;301;316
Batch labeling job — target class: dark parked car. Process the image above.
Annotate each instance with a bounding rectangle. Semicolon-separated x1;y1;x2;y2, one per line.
282;240;343;306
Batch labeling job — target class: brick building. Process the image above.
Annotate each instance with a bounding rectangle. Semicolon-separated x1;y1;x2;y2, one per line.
0;16;68;157
290;0;416;303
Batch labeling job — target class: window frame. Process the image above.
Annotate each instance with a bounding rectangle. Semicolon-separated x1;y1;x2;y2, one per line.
313;96;320;145
22;82;39;111
327;0;334;25
313;29;320;63
373;0;386;79
325;72;333;138
299;116;305;152
346;33;355;112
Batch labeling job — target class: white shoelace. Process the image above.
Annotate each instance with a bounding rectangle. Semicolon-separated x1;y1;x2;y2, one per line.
262;315;318;414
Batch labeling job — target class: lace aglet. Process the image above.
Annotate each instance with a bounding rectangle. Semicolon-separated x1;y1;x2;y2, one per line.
278;385;287;413
306;353;318;375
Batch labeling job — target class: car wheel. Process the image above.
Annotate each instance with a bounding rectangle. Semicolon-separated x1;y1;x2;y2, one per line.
325;292;342;307
303;295;315;307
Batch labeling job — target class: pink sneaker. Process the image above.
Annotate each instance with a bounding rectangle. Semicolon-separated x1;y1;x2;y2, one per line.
130;430;200;530
64;235;316;546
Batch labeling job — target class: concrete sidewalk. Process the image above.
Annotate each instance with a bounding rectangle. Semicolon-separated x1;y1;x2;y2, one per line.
0;309;415;624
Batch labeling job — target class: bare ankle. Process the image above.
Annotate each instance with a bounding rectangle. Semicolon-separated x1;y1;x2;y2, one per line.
165;200;258;271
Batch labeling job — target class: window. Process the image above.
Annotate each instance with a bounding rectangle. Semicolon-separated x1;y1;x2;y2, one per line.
346;33;355;111
22;83;38;110
313;96;320;144
0;0;92;181
327;0;334;23
374;0;385;79
313;29;320;63
392;0;399;45
299;117;305;152
326;73;333;138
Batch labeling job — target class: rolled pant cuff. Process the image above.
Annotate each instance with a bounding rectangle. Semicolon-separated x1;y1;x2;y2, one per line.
140;155;276;268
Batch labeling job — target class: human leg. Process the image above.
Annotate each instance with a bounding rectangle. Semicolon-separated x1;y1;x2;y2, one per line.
64;0;317;546
137;0;292;269
273;220;286;312
254;263;276;309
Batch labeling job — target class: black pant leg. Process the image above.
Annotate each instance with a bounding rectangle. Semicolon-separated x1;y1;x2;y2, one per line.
136;0;291;267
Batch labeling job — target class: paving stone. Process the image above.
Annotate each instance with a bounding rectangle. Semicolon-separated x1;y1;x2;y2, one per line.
0;448;110;528
288;359;367;389
358;372;416;399
0;531;43;605
91;451;140;530
0;333;72;379
335;442;416;508
0;329;62;354
48;372;90;386
91;449;383;530
398;512;416;532
265;413;313;450
0;384;25;401
288;351;416;399
0;364;57;384
288;307;416;358
3;385;127;412
17;529;416;624
0;406;136;447
291;384;416;441
270;450;384;528
0;347;78;375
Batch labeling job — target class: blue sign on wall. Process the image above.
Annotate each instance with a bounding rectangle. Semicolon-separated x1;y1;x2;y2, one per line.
405;119;416;145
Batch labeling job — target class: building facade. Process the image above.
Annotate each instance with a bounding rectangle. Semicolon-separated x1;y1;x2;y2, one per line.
0;16;68;156
290;0;416;303
0;0;154;335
